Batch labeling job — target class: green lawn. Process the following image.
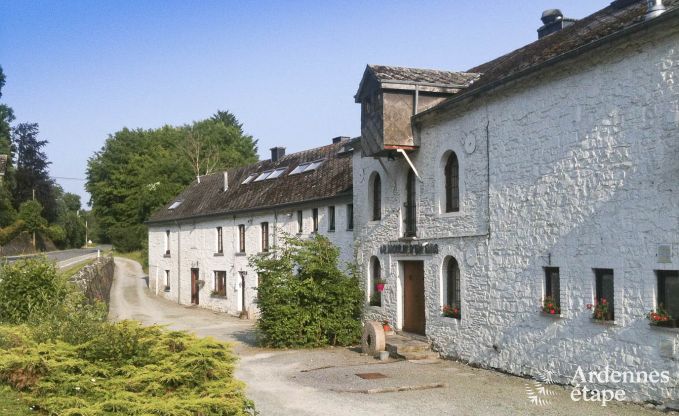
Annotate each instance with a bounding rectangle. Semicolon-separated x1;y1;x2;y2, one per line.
0;386;33;415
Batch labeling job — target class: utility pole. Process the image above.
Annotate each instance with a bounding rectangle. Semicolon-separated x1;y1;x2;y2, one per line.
32;188;36;250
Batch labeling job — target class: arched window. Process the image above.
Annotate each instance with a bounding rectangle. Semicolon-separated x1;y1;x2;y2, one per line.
445;257;461;317
372;174;381;221
445;152;459;213
404;169;417;237
369;256;382;306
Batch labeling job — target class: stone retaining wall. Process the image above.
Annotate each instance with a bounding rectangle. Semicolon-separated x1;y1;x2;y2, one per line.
69;255;115;305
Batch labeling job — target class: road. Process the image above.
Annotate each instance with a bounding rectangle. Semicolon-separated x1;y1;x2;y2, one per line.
2;245;111;268
108;256;668;416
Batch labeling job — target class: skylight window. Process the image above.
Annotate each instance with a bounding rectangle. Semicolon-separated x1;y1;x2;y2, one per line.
289;163;311;175
267;167;287;179
254;170;273;182
241;173;257;184
289;159;325;175
168;200;183;210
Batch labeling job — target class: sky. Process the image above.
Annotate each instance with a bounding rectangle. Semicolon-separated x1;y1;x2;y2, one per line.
1;0;611;204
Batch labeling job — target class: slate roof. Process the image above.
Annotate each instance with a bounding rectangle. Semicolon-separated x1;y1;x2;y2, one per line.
0;155;7;176
367;65;480;87
418;0;679;118
147;141;354;223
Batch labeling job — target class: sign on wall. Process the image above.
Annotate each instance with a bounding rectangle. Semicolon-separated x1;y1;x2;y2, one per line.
379;243;439;255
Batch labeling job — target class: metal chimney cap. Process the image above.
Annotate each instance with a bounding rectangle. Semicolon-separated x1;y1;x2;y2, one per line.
541;9;564;24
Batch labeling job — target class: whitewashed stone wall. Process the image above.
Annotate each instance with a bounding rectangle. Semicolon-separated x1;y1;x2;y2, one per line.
355;20;679;403
148;196;353;317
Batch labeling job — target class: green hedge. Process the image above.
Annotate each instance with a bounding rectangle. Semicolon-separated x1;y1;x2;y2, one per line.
250;234;364;348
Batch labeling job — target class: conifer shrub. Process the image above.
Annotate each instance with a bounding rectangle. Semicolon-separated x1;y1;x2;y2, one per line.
251;234;364;348
0;258;254;415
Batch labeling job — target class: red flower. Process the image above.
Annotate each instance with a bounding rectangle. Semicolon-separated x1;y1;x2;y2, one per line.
586;304;593;310
550;309;556;314
601;298;607;305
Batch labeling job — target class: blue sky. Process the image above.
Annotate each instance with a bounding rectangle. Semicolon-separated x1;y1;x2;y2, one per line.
1;0;610;204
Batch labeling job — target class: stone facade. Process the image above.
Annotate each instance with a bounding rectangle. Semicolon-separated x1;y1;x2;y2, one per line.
148;197;354;317
354;17;679;403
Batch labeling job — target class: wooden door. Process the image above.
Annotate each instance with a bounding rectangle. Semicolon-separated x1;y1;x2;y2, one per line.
191;268;199;305
403;261;425;335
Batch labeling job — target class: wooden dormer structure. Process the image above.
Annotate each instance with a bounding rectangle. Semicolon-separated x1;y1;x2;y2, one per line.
354;65;479;157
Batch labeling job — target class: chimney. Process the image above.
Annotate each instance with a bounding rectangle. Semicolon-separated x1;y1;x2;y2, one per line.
223;171;229;192
270;147;285;162
646;0;666;19
537;9;576;39
332;136;350;144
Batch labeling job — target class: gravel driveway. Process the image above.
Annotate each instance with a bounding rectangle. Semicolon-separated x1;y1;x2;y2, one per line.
109;257;669;416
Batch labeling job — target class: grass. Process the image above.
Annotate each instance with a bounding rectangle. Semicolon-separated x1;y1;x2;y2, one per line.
59;258;97;278
112;250;148;274
0;386;33;415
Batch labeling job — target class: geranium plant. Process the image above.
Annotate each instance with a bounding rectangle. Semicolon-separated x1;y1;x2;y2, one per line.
442;304;461;319
587;298;612;321
375;279;386;292
542;296;560;315
647;304;671;325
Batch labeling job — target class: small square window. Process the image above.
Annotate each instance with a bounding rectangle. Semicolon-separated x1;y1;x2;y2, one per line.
328;206;335;232
347;204;354;230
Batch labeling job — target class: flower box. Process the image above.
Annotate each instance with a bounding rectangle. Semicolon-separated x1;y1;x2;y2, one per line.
442;304;461;319
540;311;562;318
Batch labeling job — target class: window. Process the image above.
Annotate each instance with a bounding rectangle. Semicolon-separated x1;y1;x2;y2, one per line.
164;230;170;255
214;271;226;296
267;167;287;179
164;270;170;291
328;206;336;231
372;174;381;221
445;152;460;212
289;159;325;175
657;270;679;321
254;167;287;182
404;170;417;237
369;257;382;307
261;222;269;252
241;173;257;184
216;227;223;254
445;257;461;316
312;208;319;232
168;200;182;210
297;210;303;233
346;204;354;230
594;269;615;321
545;267;560;309
238;224;246;253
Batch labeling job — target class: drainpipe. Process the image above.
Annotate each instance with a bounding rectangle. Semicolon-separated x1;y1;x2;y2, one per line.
174;220;182;304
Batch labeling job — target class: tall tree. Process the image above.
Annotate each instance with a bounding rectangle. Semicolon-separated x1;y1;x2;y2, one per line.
87;111;258;248
11;123;57;222
0;66;14;157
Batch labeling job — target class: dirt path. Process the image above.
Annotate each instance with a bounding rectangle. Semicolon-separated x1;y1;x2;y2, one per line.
109;257;668;416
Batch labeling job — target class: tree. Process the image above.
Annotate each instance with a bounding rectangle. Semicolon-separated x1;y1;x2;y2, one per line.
87;111;258;248
11;123;57;222
0;66;14;158
18;199;47;234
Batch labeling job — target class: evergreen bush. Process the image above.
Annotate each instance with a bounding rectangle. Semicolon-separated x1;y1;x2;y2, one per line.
251;234;363;348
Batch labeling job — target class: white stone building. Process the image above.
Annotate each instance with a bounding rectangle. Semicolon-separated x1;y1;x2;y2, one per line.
147;139;354;317
354;1;679;404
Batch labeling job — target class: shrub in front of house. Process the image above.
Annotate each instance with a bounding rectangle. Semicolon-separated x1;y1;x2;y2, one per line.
0;258;254;415
251;234;364;348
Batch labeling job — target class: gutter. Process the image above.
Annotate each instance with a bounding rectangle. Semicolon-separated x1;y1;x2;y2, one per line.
413;6;679;124
146;192;353;226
